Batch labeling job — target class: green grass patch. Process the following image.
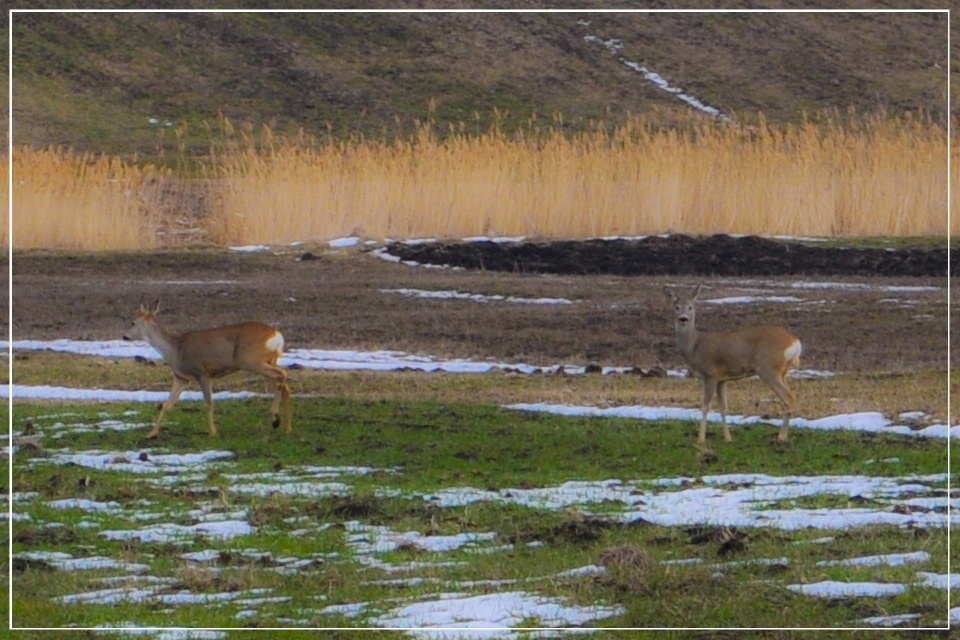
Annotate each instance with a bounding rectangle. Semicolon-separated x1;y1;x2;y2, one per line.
13;397;946;489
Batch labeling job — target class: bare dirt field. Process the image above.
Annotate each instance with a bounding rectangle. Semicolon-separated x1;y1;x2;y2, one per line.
9;236;950;375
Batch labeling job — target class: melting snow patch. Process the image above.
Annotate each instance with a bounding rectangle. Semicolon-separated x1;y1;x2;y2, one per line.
8;340;638;378
815;551;930;568
584;34;728;120
704;296;804;305
787;369;836;379
380;288;577;305
318;601;370;618
101;520;254;543
424;473;952;531
15;551;150;573
329;236;361;248
12;384;259;403
346;520;498;554
858;613;921;627
46;498;124;513
228;245;270;253
228;481;352;498
789;281;940;292
426;479;643;511
8;339;164;359
787;581;907;598
504;403;957;439
35;450;234;473
55;586;164;605
463;236;528;244
144;280;238;286
371;591;625;635
44;418;150;437
916;572;960;590
93;624;228;639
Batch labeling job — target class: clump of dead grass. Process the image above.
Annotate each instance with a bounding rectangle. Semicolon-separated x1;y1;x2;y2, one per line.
597;545;656;572
597;545;657;594
248;495;296;527
175;564;257;593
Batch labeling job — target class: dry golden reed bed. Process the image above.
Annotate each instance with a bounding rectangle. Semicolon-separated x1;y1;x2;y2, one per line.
11;149;168;250
9;113;955;249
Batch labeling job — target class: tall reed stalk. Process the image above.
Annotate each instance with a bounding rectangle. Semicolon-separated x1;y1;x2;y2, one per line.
212;113;950;244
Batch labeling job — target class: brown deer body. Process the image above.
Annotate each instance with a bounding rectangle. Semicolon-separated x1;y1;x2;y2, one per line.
123;300;292;438
664;284;800;443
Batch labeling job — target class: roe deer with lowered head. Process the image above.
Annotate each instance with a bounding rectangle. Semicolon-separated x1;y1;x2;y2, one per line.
664;284;801;443
122;299;292;438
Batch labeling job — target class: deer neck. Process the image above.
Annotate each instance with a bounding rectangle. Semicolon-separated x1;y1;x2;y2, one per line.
675;322;700;359
143;320;182;363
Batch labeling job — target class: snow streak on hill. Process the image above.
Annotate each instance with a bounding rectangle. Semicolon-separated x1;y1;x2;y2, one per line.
582;24;730;121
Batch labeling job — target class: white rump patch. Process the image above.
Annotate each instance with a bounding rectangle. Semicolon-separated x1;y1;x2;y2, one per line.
266;331;285;355
784;339;802;363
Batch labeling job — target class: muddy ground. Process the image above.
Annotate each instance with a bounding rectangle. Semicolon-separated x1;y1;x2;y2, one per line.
7;236;951;374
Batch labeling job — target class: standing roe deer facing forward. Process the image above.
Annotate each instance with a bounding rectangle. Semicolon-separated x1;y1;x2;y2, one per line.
664;284;801;443
123;299;292;438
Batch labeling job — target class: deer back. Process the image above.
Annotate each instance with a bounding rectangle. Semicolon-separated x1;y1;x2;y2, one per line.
175;322;284;377
692;325;800;380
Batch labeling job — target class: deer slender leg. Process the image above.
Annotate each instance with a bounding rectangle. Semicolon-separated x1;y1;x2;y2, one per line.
759;369;795;442
700;378;717;444
198;374;217;438
280;376;292;434
717;380;733;442
147;375;189;438
247;362;293;433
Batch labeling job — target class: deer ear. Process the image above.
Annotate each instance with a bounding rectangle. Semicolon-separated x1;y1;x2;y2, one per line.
150;297;161;314
663;286;677;302
692;283;702;300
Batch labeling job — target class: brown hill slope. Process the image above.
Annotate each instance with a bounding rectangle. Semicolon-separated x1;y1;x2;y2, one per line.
4;1;954;157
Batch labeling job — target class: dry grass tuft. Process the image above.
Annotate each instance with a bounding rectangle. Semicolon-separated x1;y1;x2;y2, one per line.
597;545;657;572
597;545;657;594
248;494;295;527
174;566;222;592
394;540;427;554
697;448;718;465
15;437;47;457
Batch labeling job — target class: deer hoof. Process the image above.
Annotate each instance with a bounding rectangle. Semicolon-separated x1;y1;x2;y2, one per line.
272;415;281;429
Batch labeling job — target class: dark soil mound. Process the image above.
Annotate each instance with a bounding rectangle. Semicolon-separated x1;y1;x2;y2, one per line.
384;235;950;277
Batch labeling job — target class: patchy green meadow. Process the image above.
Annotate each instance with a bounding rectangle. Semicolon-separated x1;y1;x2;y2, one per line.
6;396;955;635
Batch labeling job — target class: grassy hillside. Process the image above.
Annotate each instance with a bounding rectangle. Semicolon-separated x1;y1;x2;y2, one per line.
5;1;954;159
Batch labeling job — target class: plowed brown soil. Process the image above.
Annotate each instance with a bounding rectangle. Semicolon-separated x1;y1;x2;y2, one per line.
385;235;951;277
